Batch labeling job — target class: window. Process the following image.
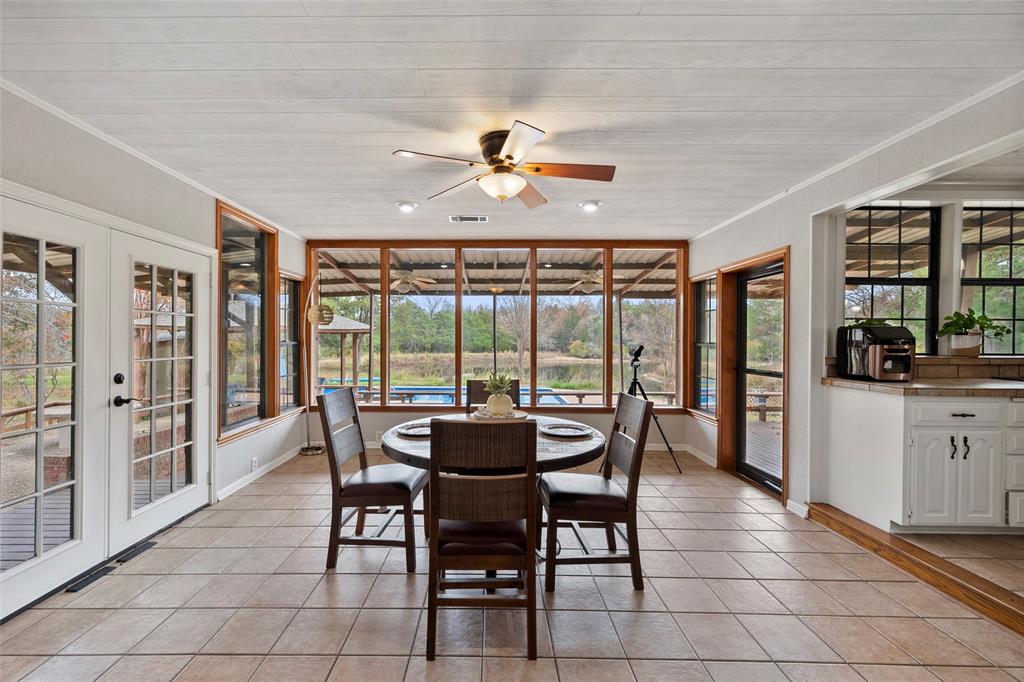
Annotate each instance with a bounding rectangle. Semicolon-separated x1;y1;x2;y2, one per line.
844;207;939;353
316;249;381;404
693;278;717;415
1;234;77;570
311;243;685;410
462;249;531;403
388;249;457;405
279;277;301;410
612;249;679;405
218;203;280;432
537;249;605;406
960;208;1024;353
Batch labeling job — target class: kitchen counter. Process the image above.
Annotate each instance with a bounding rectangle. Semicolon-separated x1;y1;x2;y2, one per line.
821;376;1024;398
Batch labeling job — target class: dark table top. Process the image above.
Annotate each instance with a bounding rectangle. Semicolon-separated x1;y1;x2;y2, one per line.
380;414;606;473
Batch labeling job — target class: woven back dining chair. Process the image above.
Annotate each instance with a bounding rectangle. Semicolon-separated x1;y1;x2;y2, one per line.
317;387;428;572
538;392;653;591
465;379;522;415
425;417;538;660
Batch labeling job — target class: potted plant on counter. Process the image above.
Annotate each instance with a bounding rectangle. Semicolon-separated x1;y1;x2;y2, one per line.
937;308;1011;357
483;371;515;416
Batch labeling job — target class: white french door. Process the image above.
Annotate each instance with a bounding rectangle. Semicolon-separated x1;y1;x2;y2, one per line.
1;197;109;618
1;193;213;618
108;233;211;554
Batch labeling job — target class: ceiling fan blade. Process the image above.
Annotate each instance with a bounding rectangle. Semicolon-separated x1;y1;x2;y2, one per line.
499;120;545;165
393;149;487;168
427;173;487;201
520;162;616;182
517;180;548;209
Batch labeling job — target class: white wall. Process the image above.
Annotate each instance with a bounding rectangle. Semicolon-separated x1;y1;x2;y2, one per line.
1;87;308;496
685;76;1024;511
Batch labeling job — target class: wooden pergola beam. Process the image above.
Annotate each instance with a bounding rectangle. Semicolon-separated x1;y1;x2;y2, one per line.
319;251;372;294
618;252;676;295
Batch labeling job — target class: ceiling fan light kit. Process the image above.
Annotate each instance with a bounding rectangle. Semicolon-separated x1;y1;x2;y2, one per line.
393;120;616;209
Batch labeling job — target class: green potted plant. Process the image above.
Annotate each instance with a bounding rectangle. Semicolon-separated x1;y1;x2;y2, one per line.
937;308;1011;357
483;371;515;416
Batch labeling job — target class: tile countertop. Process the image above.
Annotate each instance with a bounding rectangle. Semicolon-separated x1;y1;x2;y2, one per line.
821;376;1024;398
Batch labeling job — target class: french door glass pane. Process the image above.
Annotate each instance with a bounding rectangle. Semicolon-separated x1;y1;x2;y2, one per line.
131;262;195;511
1;234;77;571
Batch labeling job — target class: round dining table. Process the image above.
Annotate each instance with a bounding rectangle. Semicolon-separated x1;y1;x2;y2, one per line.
380;414;606;473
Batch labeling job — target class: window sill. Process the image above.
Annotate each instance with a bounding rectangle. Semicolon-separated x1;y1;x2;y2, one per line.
217;408;306;446
686;409;718;424
309;404;687;416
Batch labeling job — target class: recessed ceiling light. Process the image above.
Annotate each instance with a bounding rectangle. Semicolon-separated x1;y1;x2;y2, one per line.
239;262;251;267
578;200;602;213
396;201;418;213
440;264;448;269
544;263;552;268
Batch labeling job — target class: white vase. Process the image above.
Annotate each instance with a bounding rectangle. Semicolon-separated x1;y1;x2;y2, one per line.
486;393;514;416
949;332;982;357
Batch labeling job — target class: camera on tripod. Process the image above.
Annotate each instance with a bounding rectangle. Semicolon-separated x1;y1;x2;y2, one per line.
629;344;644;366
624;343;680;472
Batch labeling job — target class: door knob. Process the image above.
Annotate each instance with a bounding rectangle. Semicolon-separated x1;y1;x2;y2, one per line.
113;395;143;407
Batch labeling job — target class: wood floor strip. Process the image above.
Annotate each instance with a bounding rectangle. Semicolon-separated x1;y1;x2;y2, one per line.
808;502;1024;637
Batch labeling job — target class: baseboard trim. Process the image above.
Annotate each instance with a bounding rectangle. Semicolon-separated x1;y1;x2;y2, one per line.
682;444;716;467
808;502;1024;636
216;446;300;500
786;500;809;518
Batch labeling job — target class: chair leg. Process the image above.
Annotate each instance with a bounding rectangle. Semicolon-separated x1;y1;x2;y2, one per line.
605;521;618;553
355;507;367;536
626;518;643;591
536;500;544;548
426;567;438;661
422;485;430;540
326;503;341;570
527;559;537;660
403;503;416;573
544;513;558;593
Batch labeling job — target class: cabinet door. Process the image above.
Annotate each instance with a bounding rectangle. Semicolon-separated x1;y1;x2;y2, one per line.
910;429;957;525
957;429;1005;526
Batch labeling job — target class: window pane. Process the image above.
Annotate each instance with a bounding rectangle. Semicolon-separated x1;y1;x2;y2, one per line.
316;249;381;404
899;244;929;278
1;498;36;570
462;249;531;404
984;285;1013;319
2;369;37;433
44;243;75;304
388;249;456;405
43;366;73;426
693;278;717;416
221;214;266;428
2;233;39;300
845;283;871;319
2;302;38;365
133;410;152;458
155;314;173;359
845;244;869;278
174;446;191;491
279;278;300;410
42;427;72;489
45;305;74;363
981;245;1010;278
41;488;72;552
903;286;927;319
613;249;677;405
872;284;902;320
1;433;36;503
132;458;151;510
869;244;899;278
537;249;604;406
175;272;192;314
153;452;172;502
134;263;153;310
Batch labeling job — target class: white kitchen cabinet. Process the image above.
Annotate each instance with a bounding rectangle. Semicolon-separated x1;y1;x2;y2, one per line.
1007;456;1024;490
1010;492;1024;526
910;429;958;525
955;429;1004;526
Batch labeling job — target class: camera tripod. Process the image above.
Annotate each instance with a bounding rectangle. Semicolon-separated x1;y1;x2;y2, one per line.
627;349;682;474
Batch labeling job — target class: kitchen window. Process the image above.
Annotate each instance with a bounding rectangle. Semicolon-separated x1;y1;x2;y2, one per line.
959;207;1024;354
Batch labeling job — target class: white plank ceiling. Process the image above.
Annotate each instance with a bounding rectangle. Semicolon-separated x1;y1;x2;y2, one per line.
1;1;1023;239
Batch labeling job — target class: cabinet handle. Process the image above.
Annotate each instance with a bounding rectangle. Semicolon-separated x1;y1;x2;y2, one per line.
950;435;957;459
951;412;976;418
963;435;970;460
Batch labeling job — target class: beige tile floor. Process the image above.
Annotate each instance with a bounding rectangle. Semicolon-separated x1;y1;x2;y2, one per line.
900;533;1024;596
3;449;1024;682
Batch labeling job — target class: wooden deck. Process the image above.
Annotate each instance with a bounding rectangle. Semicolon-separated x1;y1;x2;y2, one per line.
744;418;783;480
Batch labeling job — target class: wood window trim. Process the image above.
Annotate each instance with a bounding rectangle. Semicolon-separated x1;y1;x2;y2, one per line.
685;271;718;418
280;270;305;414
216;200;284;444
307;240;688;411
716;246;790;503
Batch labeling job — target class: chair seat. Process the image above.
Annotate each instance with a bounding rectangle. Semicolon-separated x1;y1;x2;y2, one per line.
539;472;627;512
437;519;528;556
341;463;427;498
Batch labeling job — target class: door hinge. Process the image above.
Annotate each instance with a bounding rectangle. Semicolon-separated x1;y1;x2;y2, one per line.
208;471;213;486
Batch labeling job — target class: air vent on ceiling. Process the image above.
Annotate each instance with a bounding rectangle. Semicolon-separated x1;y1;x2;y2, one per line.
449;215;489;223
